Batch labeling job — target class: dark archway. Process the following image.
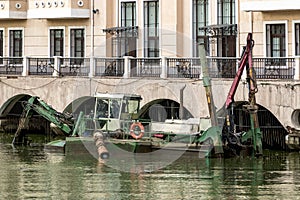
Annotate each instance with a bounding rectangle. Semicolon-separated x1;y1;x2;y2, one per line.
138;99;193;122
232;101;288;150
0;94;52;143
0;94;32;133
63;96;96;117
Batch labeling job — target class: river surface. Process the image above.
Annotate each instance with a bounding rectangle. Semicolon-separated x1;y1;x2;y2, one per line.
0;143;300;200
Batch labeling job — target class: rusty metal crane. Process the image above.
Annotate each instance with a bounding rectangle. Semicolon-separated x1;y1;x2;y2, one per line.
223;33;263;156
200;33;263;157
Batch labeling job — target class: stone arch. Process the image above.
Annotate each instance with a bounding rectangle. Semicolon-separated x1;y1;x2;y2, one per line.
63;96;96;117
133;82;197;120
138;98;193;122
0;94;33;132
231;101;288;150
291;109;300;127
0;94;32;117
0;94;51;135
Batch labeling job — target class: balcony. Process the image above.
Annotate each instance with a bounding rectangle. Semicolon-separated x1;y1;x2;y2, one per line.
0;0;27;19
241;0;300;12
0;56;297;80
27;0;90;19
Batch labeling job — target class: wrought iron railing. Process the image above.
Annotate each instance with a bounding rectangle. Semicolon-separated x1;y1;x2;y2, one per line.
28;57;54;76
0;57;23;75
131;58;161;77
0;56;297;80
207;57;237;78
95;57;124;77
253;57;295;79
60;57;90;76
167;58;202;78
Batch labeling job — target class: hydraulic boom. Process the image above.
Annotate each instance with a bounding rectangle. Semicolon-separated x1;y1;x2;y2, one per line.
224;33;263;156
12;96;75;144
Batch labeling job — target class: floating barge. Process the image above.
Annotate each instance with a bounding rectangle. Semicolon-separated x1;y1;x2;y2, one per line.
14;33;262;160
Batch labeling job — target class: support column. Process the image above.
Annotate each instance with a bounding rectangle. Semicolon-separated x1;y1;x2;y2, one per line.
52;56;60;77
123;56;131;78
22;56;29;76
160;56;167;78
89;57;95;77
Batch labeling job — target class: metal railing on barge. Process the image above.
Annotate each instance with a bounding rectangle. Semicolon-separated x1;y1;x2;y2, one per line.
0;56;297;80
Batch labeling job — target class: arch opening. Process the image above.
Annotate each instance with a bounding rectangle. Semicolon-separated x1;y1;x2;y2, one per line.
0;94;53;143
231;101;288;150
291;109;300;128
138;99;193;122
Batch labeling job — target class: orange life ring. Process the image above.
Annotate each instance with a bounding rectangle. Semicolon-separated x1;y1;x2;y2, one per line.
130;122;144;139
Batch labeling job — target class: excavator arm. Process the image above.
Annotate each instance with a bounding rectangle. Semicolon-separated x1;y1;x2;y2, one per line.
12;96;74;144
225;33;254;109
194;33;262;157
223;33;263;156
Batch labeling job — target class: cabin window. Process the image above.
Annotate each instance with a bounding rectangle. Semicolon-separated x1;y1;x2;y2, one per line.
110;99;121;119
144;0;159;57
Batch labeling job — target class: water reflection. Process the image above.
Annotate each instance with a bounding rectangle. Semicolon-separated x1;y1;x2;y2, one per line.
0;144;300;200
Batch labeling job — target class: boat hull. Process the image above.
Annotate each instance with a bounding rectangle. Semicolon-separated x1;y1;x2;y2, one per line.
44;135;254;159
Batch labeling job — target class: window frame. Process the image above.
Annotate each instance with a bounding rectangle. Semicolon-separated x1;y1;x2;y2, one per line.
293;20;300;56
216;0;236;57
113;0;137;57
120;1;137;27
144;0;160;57
263;21;288;57
217;0;235;25
49;27;65;57
192;0;209;57
0;28;3;58
69;27;85;58
8;28;23;57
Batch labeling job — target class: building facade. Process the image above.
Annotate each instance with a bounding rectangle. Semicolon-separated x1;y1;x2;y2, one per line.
0;0;240;59
240;0;300;58
0;1;298;61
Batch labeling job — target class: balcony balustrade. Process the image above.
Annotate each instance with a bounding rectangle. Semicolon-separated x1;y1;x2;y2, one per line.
167;58;201;79
28;58;54;76
253;58;295;79
0;57;23;75
131;58;161;78
60;57;90;76
94;58;124;77
0;56;297;80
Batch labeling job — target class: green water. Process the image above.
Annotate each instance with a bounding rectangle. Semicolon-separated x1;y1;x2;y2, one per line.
0;143;299;200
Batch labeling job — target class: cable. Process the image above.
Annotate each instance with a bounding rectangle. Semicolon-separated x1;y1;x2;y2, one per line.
0;78;58;90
